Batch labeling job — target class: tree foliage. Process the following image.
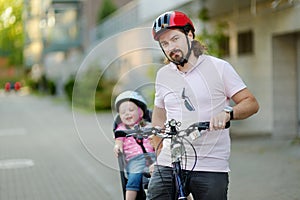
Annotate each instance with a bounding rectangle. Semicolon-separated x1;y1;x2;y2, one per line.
196;7;229;57
0;0;23;66
65;66;117;111
97;0;117;24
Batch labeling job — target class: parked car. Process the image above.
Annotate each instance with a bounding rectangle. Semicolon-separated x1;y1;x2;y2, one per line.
4;81;22;92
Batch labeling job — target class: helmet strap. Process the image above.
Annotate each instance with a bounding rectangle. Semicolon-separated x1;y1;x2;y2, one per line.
137;107;143;118
179;34;192;67
133;107;144;126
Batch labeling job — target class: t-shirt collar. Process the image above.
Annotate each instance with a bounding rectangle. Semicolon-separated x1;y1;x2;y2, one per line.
169;55;206;74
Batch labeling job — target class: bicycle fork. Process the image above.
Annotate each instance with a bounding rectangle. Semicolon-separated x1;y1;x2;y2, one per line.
173;161;187;200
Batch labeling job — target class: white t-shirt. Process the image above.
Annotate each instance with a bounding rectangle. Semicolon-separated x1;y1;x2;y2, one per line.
154;55;246;172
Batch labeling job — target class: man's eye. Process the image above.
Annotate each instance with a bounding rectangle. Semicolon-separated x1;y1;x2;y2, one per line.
172;37;179;42
161;42;168;47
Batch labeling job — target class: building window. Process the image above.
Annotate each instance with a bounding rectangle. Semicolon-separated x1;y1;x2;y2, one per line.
219;35;230;57
238;30;253;55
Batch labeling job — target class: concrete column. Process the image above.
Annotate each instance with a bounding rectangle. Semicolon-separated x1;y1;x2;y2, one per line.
272;33;298;138
297;33;300;138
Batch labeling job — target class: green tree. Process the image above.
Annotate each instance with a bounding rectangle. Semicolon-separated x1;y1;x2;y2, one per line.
97;0;117;24
65;65;117;111
0;0;23;66
196;7;229;57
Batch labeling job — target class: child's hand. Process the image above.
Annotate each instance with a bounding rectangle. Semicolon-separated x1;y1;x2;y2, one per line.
113;144;122;157
149;163;155;176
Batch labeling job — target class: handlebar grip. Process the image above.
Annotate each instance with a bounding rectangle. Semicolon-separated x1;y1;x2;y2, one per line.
197;122;210;131
114;130;127;138
197;121;230;131
114;128;153;138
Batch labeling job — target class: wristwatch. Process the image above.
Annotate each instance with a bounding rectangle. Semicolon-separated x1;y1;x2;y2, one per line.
224;106;234;120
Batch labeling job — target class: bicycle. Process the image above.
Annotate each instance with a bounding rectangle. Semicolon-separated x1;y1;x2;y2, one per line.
115;119;230;199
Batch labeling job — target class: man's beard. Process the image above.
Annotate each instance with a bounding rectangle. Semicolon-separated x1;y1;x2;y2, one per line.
169;49;184;63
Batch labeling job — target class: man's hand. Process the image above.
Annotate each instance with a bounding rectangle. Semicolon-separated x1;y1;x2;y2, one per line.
210;111;230;131
149;134;163;154
149;163;155;176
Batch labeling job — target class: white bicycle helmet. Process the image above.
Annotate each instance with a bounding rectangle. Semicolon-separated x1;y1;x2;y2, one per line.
114;90;147;114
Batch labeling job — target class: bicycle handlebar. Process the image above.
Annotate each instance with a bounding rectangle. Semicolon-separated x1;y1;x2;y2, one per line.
114;126;160;139
114;120;230;139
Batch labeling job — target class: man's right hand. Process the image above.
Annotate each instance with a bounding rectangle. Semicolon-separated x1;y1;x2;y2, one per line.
149;135;163;154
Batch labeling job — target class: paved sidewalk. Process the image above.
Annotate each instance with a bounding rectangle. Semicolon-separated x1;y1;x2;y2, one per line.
0;93;122;200
229;137;300;200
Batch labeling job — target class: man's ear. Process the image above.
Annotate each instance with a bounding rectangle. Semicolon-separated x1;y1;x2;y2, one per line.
187;31;194;39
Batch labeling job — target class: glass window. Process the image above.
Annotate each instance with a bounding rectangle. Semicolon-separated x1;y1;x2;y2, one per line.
238;30;253;55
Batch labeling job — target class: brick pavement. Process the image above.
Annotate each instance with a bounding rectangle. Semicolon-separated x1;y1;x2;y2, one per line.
0;93;122;200
229;138;300;200
0;93;299;200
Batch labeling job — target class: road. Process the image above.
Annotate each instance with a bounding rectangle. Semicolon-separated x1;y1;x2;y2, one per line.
0;92;122;200
1;91;300;200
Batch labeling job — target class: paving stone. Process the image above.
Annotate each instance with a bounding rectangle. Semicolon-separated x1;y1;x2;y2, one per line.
0;94;299;200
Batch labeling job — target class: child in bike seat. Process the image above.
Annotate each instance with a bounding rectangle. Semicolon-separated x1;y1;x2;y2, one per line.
113;90;155;200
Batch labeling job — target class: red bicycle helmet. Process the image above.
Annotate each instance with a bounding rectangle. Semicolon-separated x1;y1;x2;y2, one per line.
152;11;195;41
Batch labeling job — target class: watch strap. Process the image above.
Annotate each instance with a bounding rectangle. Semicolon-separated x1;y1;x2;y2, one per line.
230;110;234;120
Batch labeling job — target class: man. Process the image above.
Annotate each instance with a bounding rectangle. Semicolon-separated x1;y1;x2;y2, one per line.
147;11;259;200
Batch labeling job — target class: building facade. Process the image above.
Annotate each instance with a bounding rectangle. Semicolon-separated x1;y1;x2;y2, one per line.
200;0;300;138
90;0;300;138
23;0;300;138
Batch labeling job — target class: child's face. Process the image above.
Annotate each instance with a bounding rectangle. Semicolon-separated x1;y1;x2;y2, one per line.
119;101;142;127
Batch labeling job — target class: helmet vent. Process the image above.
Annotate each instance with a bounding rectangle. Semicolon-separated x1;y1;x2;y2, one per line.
158;17;161;27
163;14;168;24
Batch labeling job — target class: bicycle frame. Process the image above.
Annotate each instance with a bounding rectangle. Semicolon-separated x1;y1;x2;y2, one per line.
167;120;189;200
173;161;187;199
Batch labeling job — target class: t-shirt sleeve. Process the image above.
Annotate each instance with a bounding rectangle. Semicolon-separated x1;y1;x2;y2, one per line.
223;62;247;98
154;70;165;108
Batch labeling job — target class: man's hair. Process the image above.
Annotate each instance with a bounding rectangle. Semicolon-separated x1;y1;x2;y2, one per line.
192;40;207;57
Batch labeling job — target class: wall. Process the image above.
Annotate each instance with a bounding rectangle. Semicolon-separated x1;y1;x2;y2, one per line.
210;3;300;136
297;33;300;138
273;33;298;138
84;0;300;137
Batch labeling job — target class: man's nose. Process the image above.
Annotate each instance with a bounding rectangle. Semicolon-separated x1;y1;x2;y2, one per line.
166;42;176;52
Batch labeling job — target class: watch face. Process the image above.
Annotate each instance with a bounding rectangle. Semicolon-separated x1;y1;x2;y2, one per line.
224;106;233;112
